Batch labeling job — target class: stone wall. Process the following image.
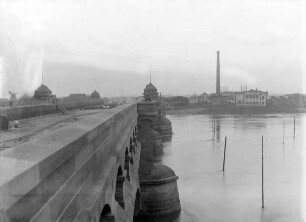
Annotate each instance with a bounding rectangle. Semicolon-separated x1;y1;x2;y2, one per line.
0;100;105;121
137;102;166;117
0;104;140;222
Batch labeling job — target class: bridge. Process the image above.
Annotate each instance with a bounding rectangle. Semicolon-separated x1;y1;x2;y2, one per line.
0;102;180;222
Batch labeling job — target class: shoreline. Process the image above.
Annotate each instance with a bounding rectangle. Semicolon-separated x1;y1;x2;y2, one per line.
166;106;306;115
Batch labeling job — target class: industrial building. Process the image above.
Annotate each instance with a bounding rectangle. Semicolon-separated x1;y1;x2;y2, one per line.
220;89;268;107
203;51;268;107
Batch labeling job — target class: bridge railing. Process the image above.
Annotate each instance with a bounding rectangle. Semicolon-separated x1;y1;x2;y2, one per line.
0;100;106;121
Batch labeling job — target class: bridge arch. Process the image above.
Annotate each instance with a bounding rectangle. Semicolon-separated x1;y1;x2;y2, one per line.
99;204;115;222
130;153;134;165
133;189;141;219
115;166;125;208
133;130;137;147
125;148;130;181
130;137;135;153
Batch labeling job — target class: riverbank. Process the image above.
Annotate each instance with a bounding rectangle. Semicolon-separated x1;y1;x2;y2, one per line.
166;106;306;115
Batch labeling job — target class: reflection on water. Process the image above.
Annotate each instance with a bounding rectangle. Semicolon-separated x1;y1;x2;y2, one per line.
212;118;222;142
160;113;304;222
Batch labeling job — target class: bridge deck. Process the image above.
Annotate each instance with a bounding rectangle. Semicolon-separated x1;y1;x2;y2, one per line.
0;108;119;151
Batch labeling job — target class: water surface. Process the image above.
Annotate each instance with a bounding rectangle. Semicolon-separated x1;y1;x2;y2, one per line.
160;113;304;222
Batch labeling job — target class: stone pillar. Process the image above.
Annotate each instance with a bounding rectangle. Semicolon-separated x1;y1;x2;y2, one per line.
136;104;180;221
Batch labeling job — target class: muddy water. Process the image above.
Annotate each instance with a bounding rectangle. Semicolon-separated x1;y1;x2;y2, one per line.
160;113;304;222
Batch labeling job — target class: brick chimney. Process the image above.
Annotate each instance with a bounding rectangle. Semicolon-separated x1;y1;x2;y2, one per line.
216;51;220;96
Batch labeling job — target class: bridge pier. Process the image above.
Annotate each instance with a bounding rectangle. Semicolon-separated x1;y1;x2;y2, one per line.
135;102;181;221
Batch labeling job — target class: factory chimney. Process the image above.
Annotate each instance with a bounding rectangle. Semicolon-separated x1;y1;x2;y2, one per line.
216;51;220;96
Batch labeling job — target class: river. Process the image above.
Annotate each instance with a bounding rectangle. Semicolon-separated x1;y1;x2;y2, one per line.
159;113;305;222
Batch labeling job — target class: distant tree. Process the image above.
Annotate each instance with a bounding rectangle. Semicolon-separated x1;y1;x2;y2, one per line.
189;93;198;103
169;96;190;107
18;93;33;101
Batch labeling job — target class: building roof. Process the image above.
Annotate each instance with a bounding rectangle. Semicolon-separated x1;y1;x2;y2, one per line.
246;89;257;92
246;89;268;93
91;90;99;95
145;83;157;90
69;93;87;99
34;84;52;99
34;84;52;93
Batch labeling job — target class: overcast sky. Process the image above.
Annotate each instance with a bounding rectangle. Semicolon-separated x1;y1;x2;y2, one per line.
0;0;305;98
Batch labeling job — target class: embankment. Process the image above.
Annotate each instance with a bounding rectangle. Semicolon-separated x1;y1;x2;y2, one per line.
167;106;306;115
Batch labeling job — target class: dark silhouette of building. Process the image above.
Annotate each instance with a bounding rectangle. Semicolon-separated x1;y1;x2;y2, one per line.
90;90;100;99
34;84;52;100
69;93;87;100
168;96;189;107
143;83;159;101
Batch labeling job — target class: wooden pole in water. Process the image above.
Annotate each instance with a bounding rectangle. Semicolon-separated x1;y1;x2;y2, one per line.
262;135;264;208
222;137;227;171
293;117;296;138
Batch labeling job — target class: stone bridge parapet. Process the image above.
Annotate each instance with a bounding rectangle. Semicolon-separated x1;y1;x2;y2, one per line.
0;104;140;222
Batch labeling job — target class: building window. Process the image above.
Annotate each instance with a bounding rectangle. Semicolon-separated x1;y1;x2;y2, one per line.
262;96;265;100
262;102;264;105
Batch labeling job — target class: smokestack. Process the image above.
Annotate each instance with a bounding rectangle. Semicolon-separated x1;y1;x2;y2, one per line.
216;51;220;96
241;85;242;92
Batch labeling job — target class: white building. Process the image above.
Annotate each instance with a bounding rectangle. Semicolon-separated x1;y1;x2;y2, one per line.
235;89;268;107
220;91;235;105
200;89;268;107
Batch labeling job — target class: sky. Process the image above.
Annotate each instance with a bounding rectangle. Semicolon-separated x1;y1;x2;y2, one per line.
0;0;305;98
